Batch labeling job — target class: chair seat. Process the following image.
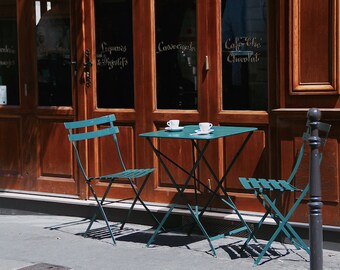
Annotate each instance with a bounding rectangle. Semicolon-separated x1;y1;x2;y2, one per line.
239;177;301;192
93;168;155;181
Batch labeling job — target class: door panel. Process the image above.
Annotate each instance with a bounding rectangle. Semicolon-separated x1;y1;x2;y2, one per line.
225;130;267;190
158;139;196;189
0;117;21;176
275;115;340;226
221;0;268;110
94;0;134;109
36;0;72;106
155;0;197;110
0;0;79;195
0;1;19;106
37;119;73;178
33;0;78;194
83;0;140;200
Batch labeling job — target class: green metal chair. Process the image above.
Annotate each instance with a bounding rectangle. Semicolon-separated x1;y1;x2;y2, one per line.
239;121;331;265
64;114;161;245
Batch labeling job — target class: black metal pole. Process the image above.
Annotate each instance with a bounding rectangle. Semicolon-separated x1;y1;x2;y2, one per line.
307;108;323;270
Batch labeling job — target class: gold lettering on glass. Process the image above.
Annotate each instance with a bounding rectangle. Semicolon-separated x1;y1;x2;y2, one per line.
224;36;262;63
97;42;129;70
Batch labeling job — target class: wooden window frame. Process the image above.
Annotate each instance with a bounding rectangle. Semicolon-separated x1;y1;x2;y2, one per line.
290;0;339;95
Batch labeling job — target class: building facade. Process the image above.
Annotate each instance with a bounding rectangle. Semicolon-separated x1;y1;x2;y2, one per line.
0;0;339;227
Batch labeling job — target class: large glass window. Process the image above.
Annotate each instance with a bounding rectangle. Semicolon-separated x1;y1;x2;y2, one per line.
95;0;134;109
35;0;72;106
222;0;268;110
0;0;19;105
155;0;197;110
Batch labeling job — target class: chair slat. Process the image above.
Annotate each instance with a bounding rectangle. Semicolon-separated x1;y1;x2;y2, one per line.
249;178;262;190
64;114;116;129
268;179;284;191
98;169;155;180
302;132;309;141
68;126;118;141
319;122;331;133
278;180;300;191
239;177;253;190
258;178;273;190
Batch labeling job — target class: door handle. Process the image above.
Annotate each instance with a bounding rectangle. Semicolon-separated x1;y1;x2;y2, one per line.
84;49;92;87
71;61;77;76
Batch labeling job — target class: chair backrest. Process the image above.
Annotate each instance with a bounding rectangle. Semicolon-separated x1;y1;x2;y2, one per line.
64;114;126;180
286;121;331;185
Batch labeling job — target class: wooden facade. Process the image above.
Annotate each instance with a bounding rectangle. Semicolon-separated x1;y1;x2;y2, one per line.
0;0;339;227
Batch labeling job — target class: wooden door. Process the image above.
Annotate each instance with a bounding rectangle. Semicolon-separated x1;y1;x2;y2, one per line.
0;0;83;196
84;0;268;210
128;0;269;211
76;0;221;203
78;0;153;200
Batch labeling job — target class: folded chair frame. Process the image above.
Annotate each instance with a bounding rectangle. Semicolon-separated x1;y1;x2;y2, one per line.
65;114;161;245
239;122;331;265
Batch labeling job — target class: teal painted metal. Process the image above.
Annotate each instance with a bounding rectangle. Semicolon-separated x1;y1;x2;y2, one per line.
238;121;331;265
140;125;257;140
141;125;258;257
64;114;162;245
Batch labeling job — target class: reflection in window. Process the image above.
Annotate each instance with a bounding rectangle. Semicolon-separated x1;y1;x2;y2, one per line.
95;0;134;109
222;0;268;110
0;0;19;105
155;0;197;110
35;0;72;106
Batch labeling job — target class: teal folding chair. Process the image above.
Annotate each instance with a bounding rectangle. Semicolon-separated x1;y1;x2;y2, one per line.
239;121;331;265
64;114;161;245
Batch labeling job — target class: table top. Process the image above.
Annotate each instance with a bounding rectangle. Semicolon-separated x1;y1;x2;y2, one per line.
139;125;257;140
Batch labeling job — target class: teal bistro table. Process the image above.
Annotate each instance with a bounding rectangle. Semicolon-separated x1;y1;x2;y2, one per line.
139;125;258;256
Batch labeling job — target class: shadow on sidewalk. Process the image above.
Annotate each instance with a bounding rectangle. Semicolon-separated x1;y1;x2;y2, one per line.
44;217;310;266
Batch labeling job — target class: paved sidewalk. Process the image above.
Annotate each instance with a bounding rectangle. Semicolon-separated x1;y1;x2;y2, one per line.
0;214;339;270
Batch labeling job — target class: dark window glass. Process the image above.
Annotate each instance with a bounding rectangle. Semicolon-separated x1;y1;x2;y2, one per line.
0;1;19;105
36;0;72;106
95;0;134;109
222;0;268;110
155;0;197;110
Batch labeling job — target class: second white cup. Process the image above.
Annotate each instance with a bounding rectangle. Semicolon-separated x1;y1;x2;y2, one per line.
167;119;180;129
199;122;213;131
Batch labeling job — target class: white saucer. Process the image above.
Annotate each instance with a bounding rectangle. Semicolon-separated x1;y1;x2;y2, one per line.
165;126;184;132
194;129;214;135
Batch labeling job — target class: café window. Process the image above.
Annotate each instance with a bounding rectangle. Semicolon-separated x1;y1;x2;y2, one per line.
155;0;197;110
95;0;134;109
35;0;72;106
222;0;268;111
0;0;19;106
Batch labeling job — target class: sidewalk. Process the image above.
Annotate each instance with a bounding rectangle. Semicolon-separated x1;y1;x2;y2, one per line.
0;213;339;270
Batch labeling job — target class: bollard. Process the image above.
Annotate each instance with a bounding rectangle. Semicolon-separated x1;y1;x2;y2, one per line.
307;108;323;270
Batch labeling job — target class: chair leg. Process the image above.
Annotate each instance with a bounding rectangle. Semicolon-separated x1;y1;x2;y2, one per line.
223;195;257;242
85;180;113;234
121;174;163;230
241;191;301;252
262;193;310;252
84;181;116;245
252;193;310;265
85;179;113;232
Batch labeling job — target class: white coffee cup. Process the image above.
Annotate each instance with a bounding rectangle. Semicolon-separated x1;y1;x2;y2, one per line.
199;122;213;132
167;120;180;129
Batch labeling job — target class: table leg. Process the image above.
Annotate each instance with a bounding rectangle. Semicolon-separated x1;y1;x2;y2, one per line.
145;138;217;255
191;132;256;239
